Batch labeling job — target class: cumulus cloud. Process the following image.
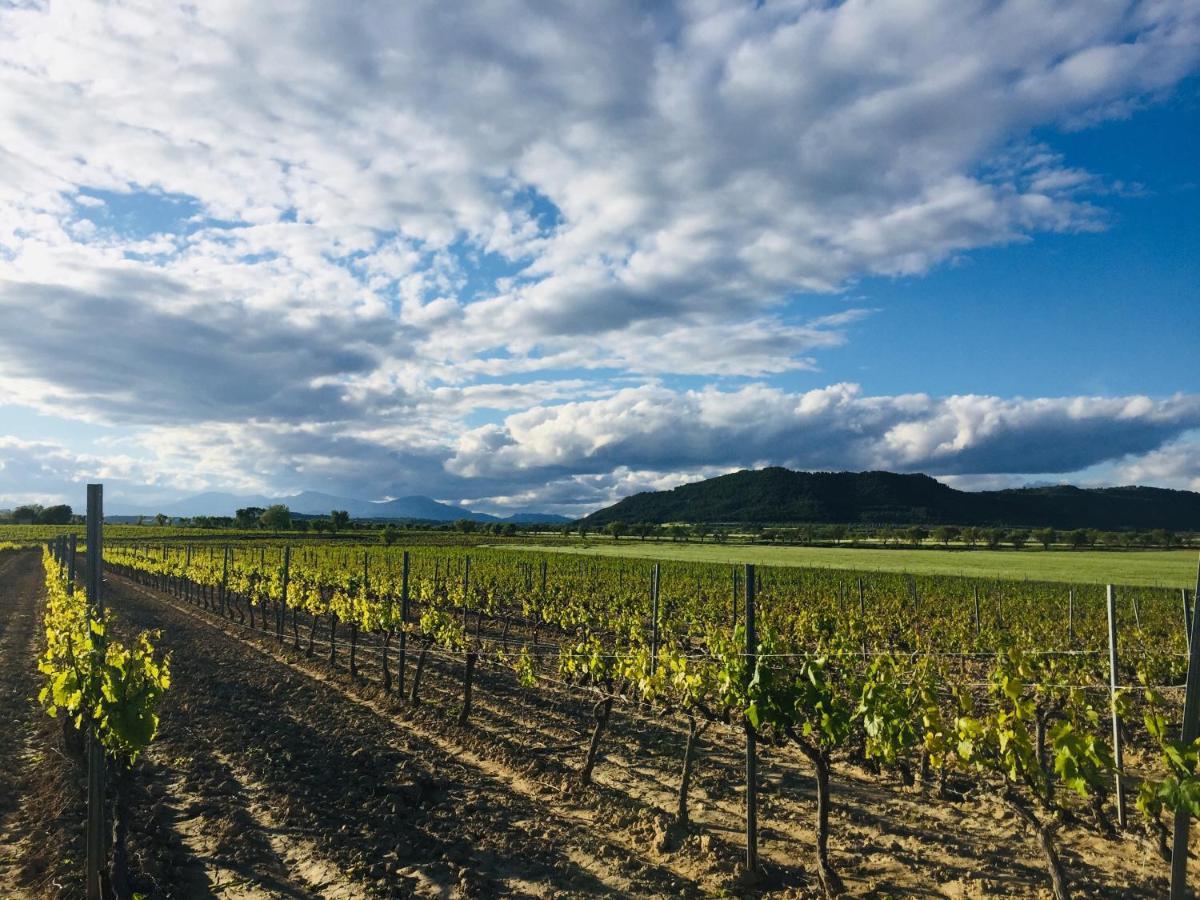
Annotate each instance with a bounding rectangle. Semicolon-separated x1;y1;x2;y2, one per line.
0;435;165;507
1109;431;1200;492
0;1;1197;512
447;383;1200;490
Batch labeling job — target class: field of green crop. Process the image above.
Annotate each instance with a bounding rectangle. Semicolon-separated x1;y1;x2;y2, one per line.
504;540;1199;588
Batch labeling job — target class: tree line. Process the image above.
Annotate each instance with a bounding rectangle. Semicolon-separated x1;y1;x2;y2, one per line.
0;503;75;525
575;520;1194;549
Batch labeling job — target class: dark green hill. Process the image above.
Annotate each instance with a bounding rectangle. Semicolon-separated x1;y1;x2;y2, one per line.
578;468;1200;531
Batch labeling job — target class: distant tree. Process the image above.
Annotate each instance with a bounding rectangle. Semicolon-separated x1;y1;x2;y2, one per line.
932;525;958;548
1066;528;1089;550
329;509;351;533
454;518;477;534
193;515;233;529
312;519;330;533
961;526;981;549
633;522;653;542
985;528;1007;550
155;513;169;527
1008;529;1030;550
259;504;292;533
606;521;627;541
1150;528;1174;549
905;525;929;547
293;518;310;533
381;524;400;545
827;524;848;545
692;522;710;543
669;524;688;542
235;507;265;528
501;522;518;537
578;525;590;540
135;515;146;526
713;528;729;544
1032;527;1056;550
12;504;42;524
560;524;573;538
877;526;895;546
39;504;73;525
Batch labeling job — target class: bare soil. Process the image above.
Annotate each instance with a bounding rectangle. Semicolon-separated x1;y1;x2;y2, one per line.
0;550;90;899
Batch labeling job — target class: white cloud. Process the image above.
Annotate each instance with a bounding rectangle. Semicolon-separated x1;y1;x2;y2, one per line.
1109;430;1200;492
448;383;1200;483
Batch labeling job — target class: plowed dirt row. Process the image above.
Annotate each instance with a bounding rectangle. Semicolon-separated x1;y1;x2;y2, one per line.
0;550;91;899
0;550;41;897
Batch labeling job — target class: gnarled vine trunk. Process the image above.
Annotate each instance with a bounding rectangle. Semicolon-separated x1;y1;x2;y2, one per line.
677;715;707;826
410;638;431;706
1004;787;1070;900
792;734;844;898
459;649;477;725
381;630;392;692
579;694;614;787
109;759;133;900
307;611;319;656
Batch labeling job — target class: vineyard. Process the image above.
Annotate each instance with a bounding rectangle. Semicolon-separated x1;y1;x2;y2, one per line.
103;540;1199;895
2;532;1199;897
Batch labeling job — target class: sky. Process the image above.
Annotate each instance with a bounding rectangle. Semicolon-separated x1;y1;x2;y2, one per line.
0;0;1198;517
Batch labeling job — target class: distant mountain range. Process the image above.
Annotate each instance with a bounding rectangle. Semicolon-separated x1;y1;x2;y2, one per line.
107;490;571;524
579;468;1200;531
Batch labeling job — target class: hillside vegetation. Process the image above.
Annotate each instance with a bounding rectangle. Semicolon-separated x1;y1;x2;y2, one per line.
580;468;1200;530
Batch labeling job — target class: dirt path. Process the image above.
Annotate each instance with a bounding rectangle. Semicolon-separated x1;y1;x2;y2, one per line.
0;551;51;898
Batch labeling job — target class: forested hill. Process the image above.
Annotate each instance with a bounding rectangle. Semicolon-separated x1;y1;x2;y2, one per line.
578;468;1200;531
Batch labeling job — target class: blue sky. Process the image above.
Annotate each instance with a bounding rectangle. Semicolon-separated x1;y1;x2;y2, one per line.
834;85;1200;400
1;1;1199;515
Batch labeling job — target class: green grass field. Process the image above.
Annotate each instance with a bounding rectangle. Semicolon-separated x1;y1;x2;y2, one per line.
504;541;1200;588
